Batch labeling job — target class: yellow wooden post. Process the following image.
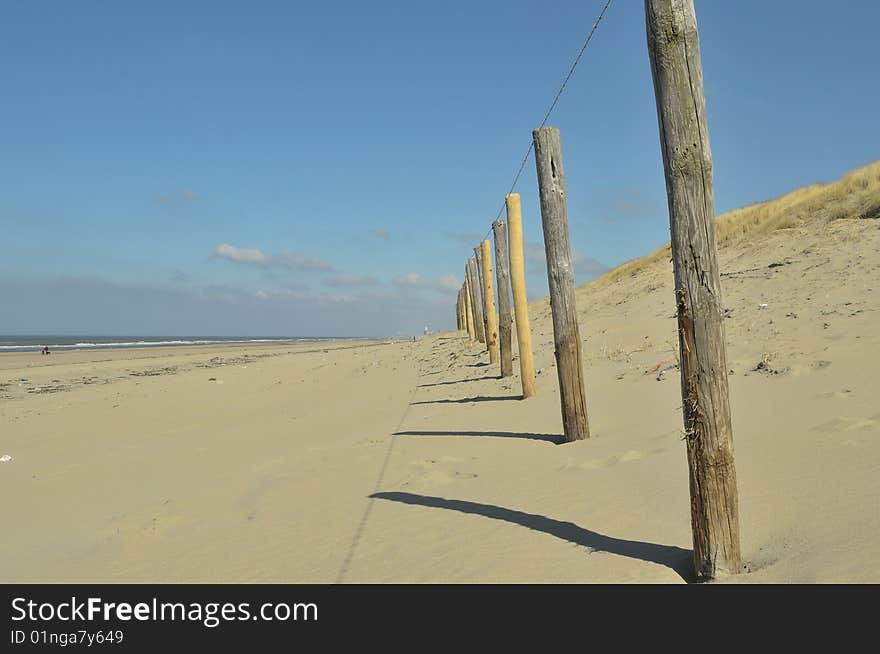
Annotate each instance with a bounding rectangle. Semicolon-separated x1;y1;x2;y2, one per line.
464;275;476;340
480;239;500;364
505;193;537;398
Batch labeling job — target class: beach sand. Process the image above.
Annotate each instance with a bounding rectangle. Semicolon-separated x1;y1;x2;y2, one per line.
1;217;878;583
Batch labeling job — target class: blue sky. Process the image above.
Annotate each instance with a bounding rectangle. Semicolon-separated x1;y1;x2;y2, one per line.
2;0;878;337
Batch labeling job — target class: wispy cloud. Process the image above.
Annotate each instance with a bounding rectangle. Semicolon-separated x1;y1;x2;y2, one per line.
157;189;202;206
369;228;390;241
323;274;380;287
212;244;333;272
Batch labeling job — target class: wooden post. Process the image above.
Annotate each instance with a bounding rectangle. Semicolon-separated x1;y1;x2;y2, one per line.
506;193;537;398
646;0;741;580
464;275;476;340
467;258;486;343
456;287;464;331
458;282;467;331
460;286;466;332
480;239;500;364
533;126;589;442
473;245;490;354
492;221;514;377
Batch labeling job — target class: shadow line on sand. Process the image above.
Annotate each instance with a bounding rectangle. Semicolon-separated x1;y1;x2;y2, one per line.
370;492;695;583
395;430;562;444
417;376;495;388
410;395;519;405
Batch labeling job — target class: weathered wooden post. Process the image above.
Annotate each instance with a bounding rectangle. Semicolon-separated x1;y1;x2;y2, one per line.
533;127;589;442
460;287;466;331
456;287;464;331
466;258;486;343
505;193;537;398
460;286;467;333
479;240;500;364
464;275;476;340
492;221;514;377
646;0;742;580
473;245;491;356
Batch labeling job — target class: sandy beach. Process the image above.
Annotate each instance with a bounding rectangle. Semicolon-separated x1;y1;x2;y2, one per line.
2;206;878;583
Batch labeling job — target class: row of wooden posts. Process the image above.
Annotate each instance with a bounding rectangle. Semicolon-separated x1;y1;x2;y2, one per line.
454;127;595;441
455;193;537;398
451;0;741;582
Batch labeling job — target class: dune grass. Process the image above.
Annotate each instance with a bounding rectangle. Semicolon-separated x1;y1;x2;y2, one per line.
585;160;880;290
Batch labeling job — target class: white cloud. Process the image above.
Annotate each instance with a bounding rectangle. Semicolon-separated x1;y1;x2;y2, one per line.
393;272;423;287
215;244;271;265
213;244;332;271
369;228;390;241
436;274;459;291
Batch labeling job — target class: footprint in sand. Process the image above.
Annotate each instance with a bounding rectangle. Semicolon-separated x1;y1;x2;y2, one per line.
811;414;880;434
815;389;854;400
398;457;475;488
559;447;668;471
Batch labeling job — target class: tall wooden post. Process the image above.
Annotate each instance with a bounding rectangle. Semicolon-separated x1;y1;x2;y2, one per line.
646;0;742;580
473;246;490;354
492;221;514;377
460;286;466;332
480;239;500;364
460;287;465;331
464;275;476;340
533;127;589;442
467;258;486;343
456;287;464;331
506;193;537;398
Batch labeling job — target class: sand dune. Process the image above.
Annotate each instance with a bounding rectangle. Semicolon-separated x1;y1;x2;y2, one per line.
1;167;878;583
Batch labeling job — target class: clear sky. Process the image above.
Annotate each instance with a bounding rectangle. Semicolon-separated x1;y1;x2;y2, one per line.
2;0;878;337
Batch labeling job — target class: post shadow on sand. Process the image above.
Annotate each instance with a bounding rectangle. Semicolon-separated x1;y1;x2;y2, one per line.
417;376;495;389
394;430;562;444
370;492;695;583
410;395;520;406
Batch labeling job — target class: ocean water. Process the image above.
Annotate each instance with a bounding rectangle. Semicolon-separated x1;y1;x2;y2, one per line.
0;335;354;353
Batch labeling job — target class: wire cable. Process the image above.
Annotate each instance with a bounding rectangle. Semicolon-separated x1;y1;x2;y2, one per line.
482;0;614;240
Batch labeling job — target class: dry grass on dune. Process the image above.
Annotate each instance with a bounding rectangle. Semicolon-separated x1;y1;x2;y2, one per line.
585;160;880;290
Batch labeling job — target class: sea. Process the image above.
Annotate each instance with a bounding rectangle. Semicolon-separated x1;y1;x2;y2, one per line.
0;335;364;354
